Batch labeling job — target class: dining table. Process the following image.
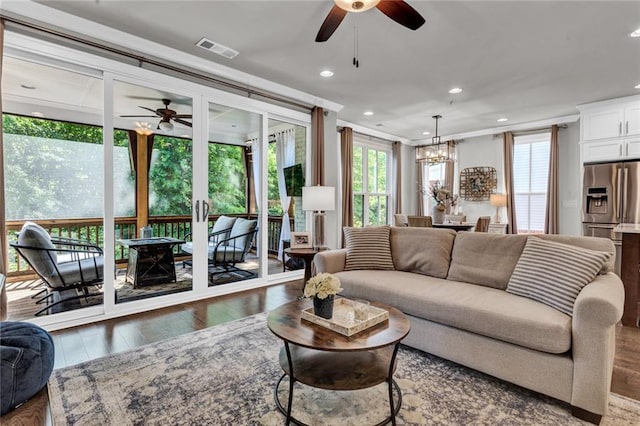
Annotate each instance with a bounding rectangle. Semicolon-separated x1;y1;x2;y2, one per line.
432;222;475;232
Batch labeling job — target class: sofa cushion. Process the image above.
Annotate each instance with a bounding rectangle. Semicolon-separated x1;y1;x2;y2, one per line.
447;232;528;289
506;237;611;316
390;227;456;278
336;270;572;354
211;215;237;240
228;218;257;249
343;226;394;271
17;222;57;279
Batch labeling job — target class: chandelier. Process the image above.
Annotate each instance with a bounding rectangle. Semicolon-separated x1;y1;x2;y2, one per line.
415;115;455;164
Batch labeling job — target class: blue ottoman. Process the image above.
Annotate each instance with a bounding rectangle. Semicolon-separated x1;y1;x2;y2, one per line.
0;322;55;415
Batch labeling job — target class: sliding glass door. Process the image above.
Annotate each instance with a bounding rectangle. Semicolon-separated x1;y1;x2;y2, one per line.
112;80;195;304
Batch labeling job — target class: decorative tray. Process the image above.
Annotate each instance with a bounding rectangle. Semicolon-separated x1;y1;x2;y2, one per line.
301;298;389;336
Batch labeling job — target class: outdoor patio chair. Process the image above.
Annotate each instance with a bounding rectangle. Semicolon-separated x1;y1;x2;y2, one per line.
181;215;237;267
10;222;104;316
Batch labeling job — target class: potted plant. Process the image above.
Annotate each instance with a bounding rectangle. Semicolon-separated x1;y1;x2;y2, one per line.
429;181;451;223
304;273;343;319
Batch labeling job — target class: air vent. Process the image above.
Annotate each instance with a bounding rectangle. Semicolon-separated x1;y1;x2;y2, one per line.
196;37;239;59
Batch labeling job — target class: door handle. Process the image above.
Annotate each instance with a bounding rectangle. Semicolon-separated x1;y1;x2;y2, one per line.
619;121;622;136
626;121;629;135
195;200;200;223
202;200;210;221
616;167;622;222
623;167;628;222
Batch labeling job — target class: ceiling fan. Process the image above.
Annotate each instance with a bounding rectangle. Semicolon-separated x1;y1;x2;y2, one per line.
316;0;426;42
120;98;192;131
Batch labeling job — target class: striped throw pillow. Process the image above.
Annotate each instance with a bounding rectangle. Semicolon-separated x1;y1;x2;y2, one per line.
344;226;394;271
506;237;611;316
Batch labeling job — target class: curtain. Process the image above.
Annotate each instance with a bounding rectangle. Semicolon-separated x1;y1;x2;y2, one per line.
311;107;325;186
392;141;402;214
545;125;559;234
275;129;295;260
416;159;424;216
444;159;454;194
340;127;353;245
503;131;518;234
0;19;6;277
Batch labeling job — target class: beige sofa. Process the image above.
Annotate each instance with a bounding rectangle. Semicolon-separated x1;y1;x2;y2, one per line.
314;227;624;424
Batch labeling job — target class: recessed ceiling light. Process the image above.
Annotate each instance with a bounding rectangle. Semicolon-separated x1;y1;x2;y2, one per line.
422;131;430;135
630;28;640;37
635;83;640;89
32;111;45;117
363;111;374;116
20;84;36;90
448;87;463;94
320;70;334;78
497;118;508;122
375;123;383;127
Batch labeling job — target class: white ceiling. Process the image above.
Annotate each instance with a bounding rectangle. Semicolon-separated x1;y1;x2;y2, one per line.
8;1;640;140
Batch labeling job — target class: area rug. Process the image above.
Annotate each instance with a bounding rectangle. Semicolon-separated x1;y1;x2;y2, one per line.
48;313;640;426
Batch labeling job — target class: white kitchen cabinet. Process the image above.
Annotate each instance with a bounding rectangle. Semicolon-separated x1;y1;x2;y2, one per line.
626;103;640;136
579;96;640;163
582;107;625;141
579;97;640;142
582;139;624;163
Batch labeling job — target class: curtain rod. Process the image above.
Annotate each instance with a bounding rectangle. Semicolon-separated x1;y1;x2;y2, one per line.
0;15;313;112
493;124;568;138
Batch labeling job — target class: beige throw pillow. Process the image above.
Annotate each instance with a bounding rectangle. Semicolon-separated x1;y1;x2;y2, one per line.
506;237;611;316
343;226;394;271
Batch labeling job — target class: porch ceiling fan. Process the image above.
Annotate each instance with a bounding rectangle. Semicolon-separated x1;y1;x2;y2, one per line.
120;98;192;130
315;0;426;42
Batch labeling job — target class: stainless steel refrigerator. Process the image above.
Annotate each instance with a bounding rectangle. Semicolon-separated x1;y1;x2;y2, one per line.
582;161;640;274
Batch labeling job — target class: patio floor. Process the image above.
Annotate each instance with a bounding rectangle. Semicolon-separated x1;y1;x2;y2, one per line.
4;255;295;321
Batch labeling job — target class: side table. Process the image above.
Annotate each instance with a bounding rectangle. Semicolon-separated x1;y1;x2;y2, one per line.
283;248;319;295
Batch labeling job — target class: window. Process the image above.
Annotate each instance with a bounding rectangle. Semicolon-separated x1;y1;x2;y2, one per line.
421;162;446;213
513;132;551;234
353;142;391;227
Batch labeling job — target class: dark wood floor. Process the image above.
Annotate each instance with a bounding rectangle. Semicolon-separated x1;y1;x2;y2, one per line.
2;280;639;425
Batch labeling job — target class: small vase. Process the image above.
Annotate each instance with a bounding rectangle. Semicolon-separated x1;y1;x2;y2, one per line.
432;206;445;224
313;295;334;319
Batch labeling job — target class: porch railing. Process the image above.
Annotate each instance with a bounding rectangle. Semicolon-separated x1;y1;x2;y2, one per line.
5;214;294;277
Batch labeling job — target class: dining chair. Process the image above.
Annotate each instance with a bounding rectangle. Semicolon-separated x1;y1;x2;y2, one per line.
474;216;491;232
393;214;408;227
407;216;433;227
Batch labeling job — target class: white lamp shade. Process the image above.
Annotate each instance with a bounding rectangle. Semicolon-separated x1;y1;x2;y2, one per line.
302;186;335;211
490;193;507;207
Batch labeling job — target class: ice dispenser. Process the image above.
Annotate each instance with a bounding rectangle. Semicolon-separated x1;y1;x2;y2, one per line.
585;187;608;215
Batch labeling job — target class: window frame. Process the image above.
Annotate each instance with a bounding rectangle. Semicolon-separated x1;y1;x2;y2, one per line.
513;132;551;234
352;138;392;227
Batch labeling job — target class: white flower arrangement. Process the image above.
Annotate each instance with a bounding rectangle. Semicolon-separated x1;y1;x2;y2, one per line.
304;273;343;300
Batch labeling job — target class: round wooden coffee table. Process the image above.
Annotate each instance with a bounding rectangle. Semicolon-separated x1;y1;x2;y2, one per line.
267;299;411;426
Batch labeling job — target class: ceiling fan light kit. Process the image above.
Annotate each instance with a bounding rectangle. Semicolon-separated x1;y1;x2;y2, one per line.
158;121;174;132
333;0;380;13
316;0;425;43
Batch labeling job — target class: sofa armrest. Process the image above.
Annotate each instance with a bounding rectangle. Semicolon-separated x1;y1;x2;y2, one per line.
571;272;625;415
313;249;347;274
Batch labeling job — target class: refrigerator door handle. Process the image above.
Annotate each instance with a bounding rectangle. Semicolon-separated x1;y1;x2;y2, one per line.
616;167;623;222
623;167;628;222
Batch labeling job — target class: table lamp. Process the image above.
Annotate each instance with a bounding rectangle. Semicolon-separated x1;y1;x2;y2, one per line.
490;193;507;224
302;186;335;250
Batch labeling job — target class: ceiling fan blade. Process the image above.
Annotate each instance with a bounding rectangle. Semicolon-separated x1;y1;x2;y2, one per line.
173;114;193;118
172;118;193;127
376;0;425;31
315;5;348;42
138;106;162;116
